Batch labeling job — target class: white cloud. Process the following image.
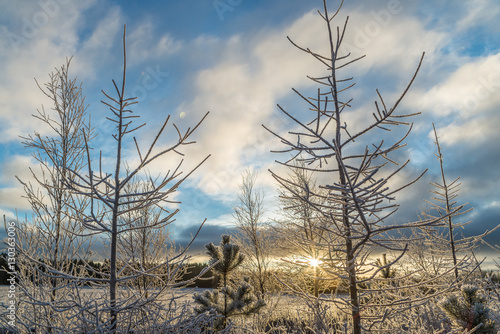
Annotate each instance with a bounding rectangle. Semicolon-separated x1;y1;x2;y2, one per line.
143;4;450;206
415;53;500;118
456;0;500;33
434;116;499;147
485;201;500;210
0;3;451;208
205;213;235;228
0;186;30;211
0;1;114;143
0;208;18;223
0;155;38;210
408;52;500;148
338;9;445;74
0;155;35;184
169;11;331;200
127;22;182;65
72;6;123;81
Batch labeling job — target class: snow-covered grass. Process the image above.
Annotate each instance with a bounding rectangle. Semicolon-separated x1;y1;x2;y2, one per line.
1;280;498;333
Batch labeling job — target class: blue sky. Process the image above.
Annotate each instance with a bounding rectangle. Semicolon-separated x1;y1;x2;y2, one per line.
0;0;499;264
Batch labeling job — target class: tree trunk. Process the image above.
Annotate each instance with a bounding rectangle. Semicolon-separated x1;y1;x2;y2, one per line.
110;212;118;331
347;242;361;334
223;272;228;328
314;265;319;298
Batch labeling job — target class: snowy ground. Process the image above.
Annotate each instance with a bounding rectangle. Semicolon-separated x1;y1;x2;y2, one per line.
0;284;346;311
0;284;348;330
0;285;209;307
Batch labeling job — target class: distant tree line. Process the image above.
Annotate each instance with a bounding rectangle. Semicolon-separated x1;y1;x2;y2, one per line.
0;254;12;285
0;253;104;285
0;254;219;288
0;252;354;292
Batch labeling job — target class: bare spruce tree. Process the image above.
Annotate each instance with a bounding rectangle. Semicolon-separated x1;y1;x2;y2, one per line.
36;26;211;332
412;124;499;280
264;1;459;332
233;169;273;297
12;57;95;333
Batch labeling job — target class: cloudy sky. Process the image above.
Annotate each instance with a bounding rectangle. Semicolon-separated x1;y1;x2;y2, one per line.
0;0;499;263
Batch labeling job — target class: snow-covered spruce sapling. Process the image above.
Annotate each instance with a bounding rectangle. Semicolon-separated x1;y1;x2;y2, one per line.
440;285;497;333
263;0;455;332
193;235;265;329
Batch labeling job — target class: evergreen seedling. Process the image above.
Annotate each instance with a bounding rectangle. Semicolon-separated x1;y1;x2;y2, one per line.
194;235;265;330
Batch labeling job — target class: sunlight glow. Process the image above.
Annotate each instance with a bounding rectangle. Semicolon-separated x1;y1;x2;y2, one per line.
309;258;320;267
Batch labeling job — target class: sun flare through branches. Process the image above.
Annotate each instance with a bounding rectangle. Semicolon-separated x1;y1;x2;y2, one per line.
309;258;320;268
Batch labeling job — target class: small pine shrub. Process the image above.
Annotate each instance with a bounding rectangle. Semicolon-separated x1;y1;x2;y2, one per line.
440;284;497;333
193;235;265;330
